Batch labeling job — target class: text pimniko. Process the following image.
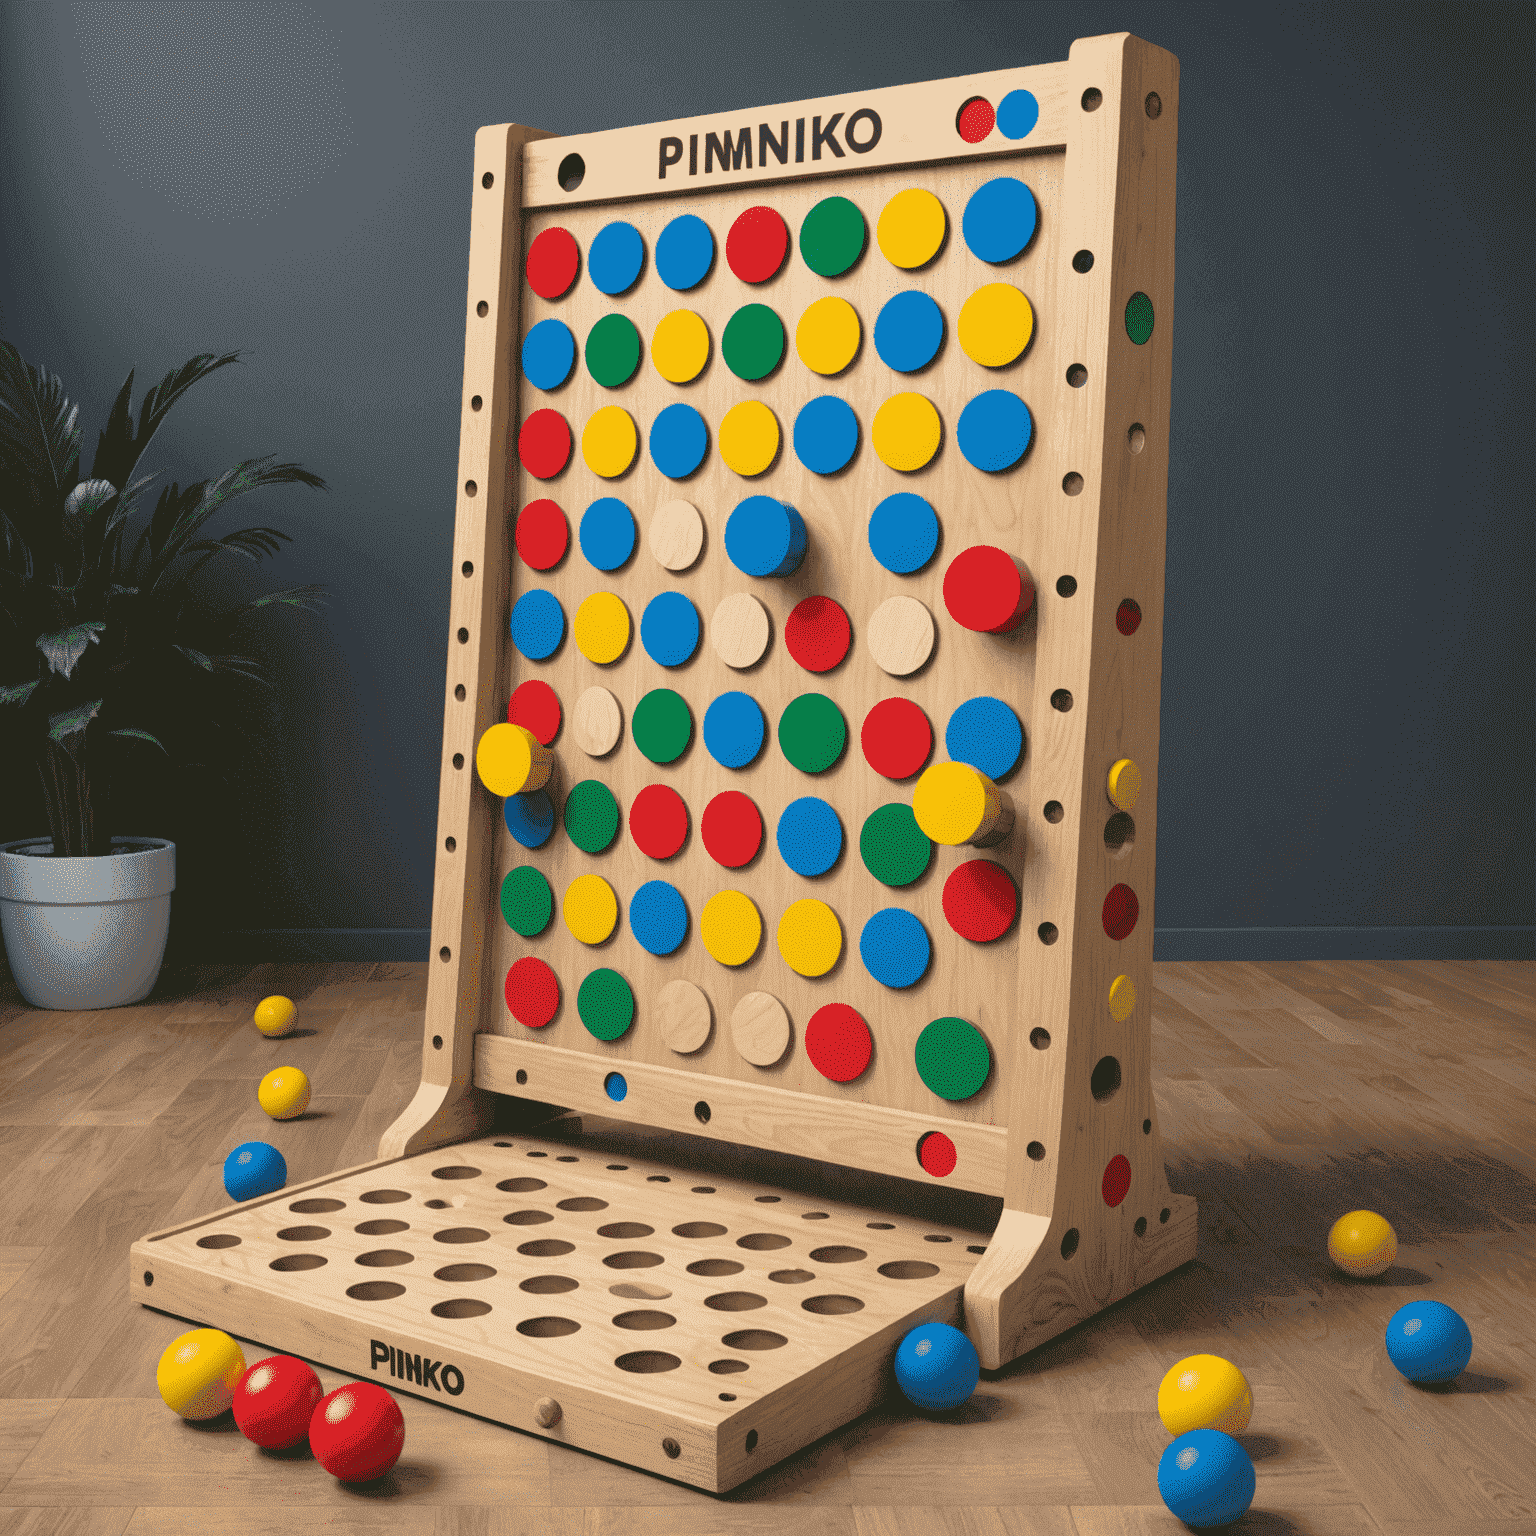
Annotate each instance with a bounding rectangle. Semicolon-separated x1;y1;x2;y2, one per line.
370;1339;465;1396
659;107;883;180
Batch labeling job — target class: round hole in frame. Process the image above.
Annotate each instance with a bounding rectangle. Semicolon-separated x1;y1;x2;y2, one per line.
1043;801;1064;824
1038;922;1058;946
1091;1056;1122;1101
746;1429;759;1452
470;395;482;411
719;1392;736;1401
1030;1027;1051;1050
662;1437;680;1459
1067;364;1087;388
439;947;451;962
444;836;456;852
1081;87;1102;111
518;1315;579;1337
454;684;466;701
754;1195;781;1203
1135;1216;1148;1236
1072;249;1094;273
558;152;585;192
694;1101;711;1125
1027;1140;1046;1161
615;1350;680;1373
1143;1118;1152;1134
432;1035;443;1050
1060;1228;1080;1260
1056;575;1077;598
197;1234;240;1250
1128;423;1146;455
1105;812;1135;856
462;561;474;577
476;301;488;317
452;753;464;769
1117;598;1143;636
1062;472;1084;496
1146;91;1162;119
1050;689;1073;713
481;171;494;188
1160;1207;1171;1224
516;1069;528;1086
464;480;478;497
457;628;469;644
967;1245;987;1254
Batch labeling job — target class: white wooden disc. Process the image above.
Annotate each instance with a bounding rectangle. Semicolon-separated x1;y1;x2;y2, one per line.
867;595;935;676
571;686;622;757
731;991;790;1067
712;593;771;669
656;978;712;1054
649;499;704;572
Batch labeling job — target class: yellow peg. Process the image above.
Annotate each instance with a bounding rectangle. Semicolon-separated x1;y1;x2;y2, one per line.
476;722;554;798
912;761;1014;847
1107;758;1142;811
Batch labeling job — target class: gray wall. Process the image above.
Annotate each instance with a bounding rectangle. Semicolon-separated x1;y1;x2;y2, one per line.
2;1;1531;961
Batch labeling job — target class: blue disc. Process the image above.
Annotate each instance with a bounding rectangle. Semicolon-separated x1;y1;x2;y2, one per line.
224;1141;287;1201
894;1323;979;1411
776;797;842;877
630;879;687;956
703;690;766;769
997;88;1040;141
1157;1431;1256;1529
860;908;931;988
868;492;940;574
604;1071;628;1102
956;390;1032;472
1385;1300;1473;1383
588;220;645;295
873;292;944;373
962;177;1038;264
793;395;859;475
504;788;555;848
510;589;565;660
649;402;709;479
579;497;636;571
522;318;575;391
946;697;1023;780
656;213;714;291
725;496;807;577
640;590;701;667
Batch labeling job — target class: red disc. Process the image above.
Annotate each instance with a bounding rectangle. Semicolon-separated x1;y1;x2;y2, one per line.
804;1004;872;1083
505;956;559;1027
519;410;571;480
956;97;995;143
509;679;561;744
1102;1154;1132;1208
918;1131;957;1178
1102;883;1139;941
726;206;789;283
943;545;1034;633
526;226;579;299
700;790;763;868
861;698;933;780
942;859;1018;942
233;1355;323;1450
309;1383;405;1483
784;596;851;673
630;784;689;859
515;498;569;569
1116;598;1143;636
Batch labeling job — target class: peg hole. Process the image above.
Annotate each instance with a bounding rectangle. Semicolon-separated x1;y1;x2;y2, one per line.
1027;1140;1046;1161
471;395;482;411
1050;690;1073;712
476;300;488;317
1066;364;1087;388
1030;1028;1051;1050
1072;249;1094;273
1062;472;1083;496
462;561;474;577
1081;87;1102;111
1128;424;1146;455
454;684;466;701
1038;922;1058;945
1056;575;1077;598
444;836;456;852
1145;92;1162;119
558;152;586;192
1043;801;1064;824
465;480;478;497
1061;1227;1080;1259
1091;1056;1123;1101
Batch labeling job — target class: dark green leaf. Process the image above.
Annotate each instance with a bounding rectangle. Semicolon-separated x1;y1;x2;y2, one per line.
48;697;101;742
36;620;104;678
1;679;39;706
109;727;167;753
231;583;327;618
0;340;82;522
90;350;242;489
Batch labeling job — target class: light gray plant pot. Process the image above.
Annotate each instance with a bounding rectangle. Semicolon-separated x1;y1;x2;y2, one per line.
0;837;175;1009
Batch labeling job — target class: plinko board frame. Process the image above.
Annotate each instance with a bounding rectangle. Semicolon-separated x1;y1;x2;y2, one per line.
132;33;1192;1493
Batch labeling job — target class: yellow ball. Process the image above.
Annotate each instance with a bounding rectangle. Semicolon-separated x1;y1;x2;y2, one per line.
258;1065;311;1120
1328;1210;1398;1277
157;1327;246;1420
1158;1354;1252;1436
253;995;296;1038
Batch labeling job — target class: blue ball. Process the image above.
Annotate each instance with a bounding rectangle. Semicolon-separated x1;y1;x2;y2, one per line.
894;1323;979;1411
224;1141;287;1202
1385;1300;1473;1383
1158;1430;1255;1529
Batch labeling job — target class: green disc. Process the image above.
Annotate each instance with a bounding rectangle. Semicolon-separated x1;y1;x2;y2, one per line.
586;313;641;387
799;196;866;277
859;804;932;887
564;779;620;853
578;967;635;1041
633;688;693;764
1124;291;1154;346
500;865;553;936
778;693;846;774
914;1017;992;1101
721;303;785;381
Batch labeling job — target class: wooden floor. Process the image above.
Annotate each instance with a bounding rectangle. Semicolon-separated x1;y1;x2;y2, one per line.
0;957;1532;1536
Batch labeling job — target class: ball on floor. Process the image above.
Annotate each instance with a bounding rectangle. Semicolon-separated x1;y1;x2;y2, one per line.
1385;1300;1472;1383
224;1141;287;1201
894;1322;979;1411
310;1383;405;1481
233;1354;324;1449
1157;1353;1253;1436
1328;1209;1397;1277
253;995;297;1037
1157;1428;1256;1528
258;1065;310;1120
157;1327;246;1420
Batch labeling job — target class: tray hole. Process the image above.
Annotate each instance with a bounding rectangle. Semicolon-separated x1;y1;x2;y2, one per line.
878;1260;939;1279
1144;1119;1152;1134
505;1210;554;1226
196;1234;240;1249
865;1222;895;1231
1081;86;1102;111
498;1177;547;1193
801;1212;829;1221
719;1392;736;1401
557;151;585;192
746;1429;759;1452
754;1195;781;1203
691;1186;717;1194
493;1140;511;1147
646;1174;669;1182
1091;1056;1122;1101
526;1151;548;1159
522;1275;579;1294
1043;801;1064;824
276;1226;330;1242
434;1227;490;1244
346;1281;405;1301
672;1222;728;1239
270;1254;326;1272
802;1294;864;1315
437;1263;497;1282
1027;1141;1046;1161
1105;812;1135;855
355;1219;409;1236
598;1221;655;1239
1067;363;1087;387
968;1245;988;1255
518;1239;575;1257
737;1233;791;1251
604;1250;664;1269
809;1246;866;1264
290;1197;345;1214
1061;1228;1080;1260
1160;1207;1171;1224
722;1330;786;1351
616;1351;680;1373
922;1234;952;1244
1134;1217;1148;1237
519;1315;580;1338
607;1164;629;1171
516;1071;526;1084
358;1190;410;1205
694;1101;711;1124
356;1250;413;1268
424;1200;450;1210
557;1156;580;1163
704;1292;767;1312
1030;1028;1051;1050
687;1258;744;1277
710;1360;748;1375
556;1197;608;1212
769;1268;814;1284
614;1310;677;1331
662;1437;680;1459
1072;249;1093;273
143;1271;153;1282
1062;472;1084;496
433;1166;481;1181
610;1281;671;1300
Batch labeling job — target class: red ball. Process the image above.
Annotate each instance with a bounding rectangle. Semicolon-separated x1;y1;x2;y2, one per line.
232;1354;323;1450
309;1383;405;1482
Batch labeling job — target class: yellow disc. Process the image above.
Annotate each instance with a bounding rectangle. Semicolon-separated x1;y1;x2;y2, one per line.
258;1065;311;1121
1107;758;1142;811
877;188;947;269
564;873;618;945
253;994;296;1038
581;406;638;478
157;1327;246;1421
958;283;1034;367
776;898;842;978
652;309;710;384
912;761;990;846
718;400;780;477
1108;974;1137;1023
476;722;540;797
871;392;942;472
574;591;631;664
795;295;861;376
1328;1210;1398;1277
700;890;763;967
1158;1354;1253;1437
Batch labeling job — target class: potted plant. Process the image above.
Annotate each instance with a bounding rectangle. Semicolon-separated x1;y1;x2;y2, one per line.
0;343;325;1008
